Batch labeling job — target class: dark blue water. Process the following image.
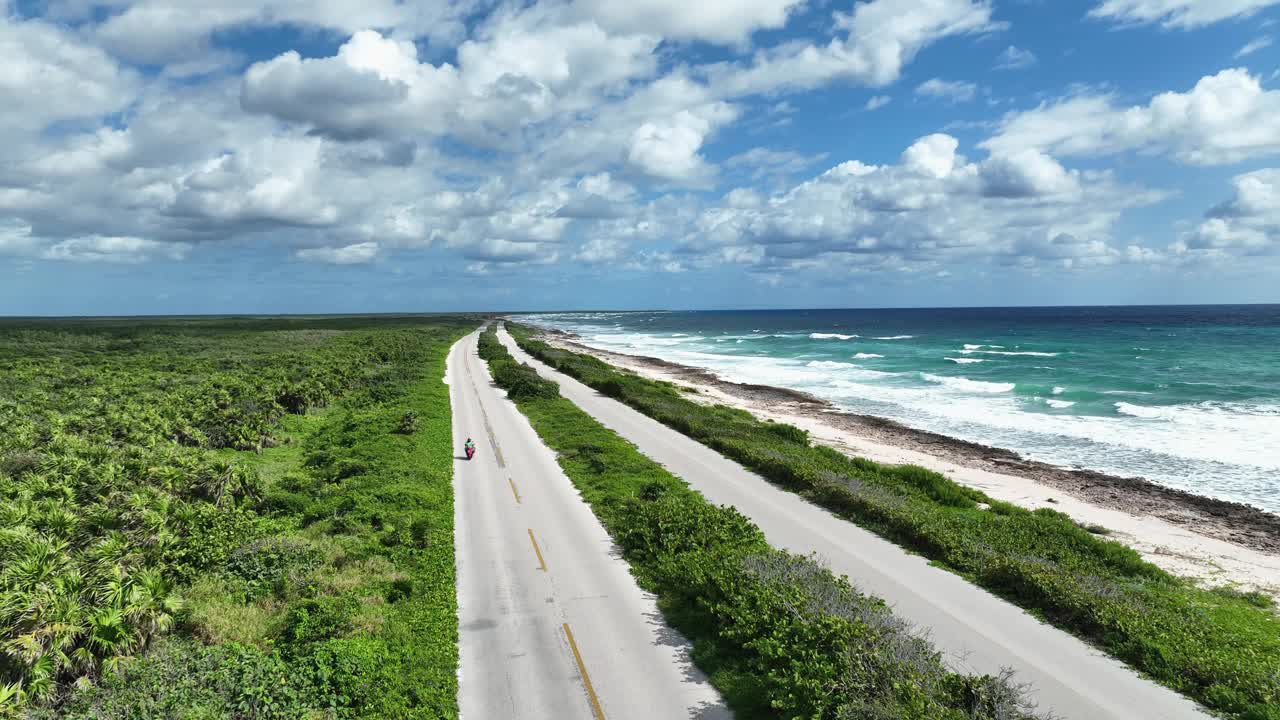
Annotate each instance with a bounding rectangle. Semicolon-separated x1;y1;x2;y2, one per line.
525;306;1280;512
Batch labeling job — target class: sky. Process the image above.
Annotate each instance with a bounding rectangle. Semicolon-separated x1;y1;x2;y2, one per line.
2;0;1280;314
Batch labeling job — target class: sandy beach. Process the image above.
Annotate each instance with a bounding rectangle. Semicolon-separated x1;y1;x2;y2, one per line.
536;328;1280;599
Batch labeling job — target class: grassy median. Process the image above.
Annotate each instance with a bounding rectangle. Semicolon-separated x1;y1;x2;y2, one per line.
478;327;1048;720
505;322;1280;720
1;317;473;719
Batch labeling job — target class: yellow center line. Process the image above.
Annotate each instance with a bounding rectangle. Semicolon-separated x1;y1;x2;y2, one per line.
527;528;547;571
563;623;606;720
508;477;522;504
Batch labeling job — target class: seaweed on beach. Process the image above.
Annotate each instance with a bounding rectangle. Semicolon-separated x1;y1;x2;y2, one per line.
507;322;1280;720
480;326;1053;720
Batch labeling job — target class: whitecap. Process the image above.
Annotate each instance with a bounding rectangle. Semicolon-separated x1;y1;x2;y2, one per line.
853;353;884;359
1115;402;1165;419
960;349;1059;357
873;335;914;340
1102;390;1152;396
810;332;859;340
807;360;856;370
945;357;985;364
922;373;1016;393
1052;386;1065;395
1046;399;1076;409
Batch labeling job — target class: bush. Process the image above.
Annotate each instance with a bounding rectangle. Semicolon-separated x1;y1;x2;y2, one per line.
282;595;359;647
31;638;319;720
479;330;1049;719
504;321;1280;720
225;536;321;597
489;358;559;400
1;316;472;715
396;410;419;435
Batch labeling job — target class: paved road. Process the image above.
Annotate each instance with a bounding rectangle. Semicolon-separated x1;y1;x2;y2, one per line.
497;325;1210;720
450;331;729;720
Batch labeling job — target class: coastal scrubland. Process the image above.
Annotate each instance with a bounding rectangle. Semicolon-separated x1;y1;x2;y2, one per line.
506;322;1280;720
0;316;472;718
478;327;1050;719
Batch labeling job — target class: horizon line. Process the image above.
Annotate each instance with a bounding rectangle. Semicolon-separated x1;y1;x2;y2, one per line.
1;301;1278;320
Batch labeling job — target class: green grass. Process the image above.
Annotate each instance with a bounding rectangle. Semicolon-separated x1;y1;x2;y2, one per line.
506;323;1280;720
1;316;478;718
477;328;1047;720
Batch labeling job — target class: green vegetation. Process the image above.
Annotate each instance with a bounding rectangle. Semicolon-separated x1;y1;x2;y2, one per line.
506;323;1280;720
1;316;474;718
479;327;1046;719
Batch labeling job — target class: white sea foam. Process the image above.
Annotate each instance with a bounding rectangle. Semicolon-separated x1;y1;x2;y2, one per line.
1115;402;1164;418
1046;399;1076;409
810;332;858;340
807;360;856;370
535;316;1280;512
873;335;914;340
1052;386;1065;395
853;353;884;359
963;344;1005;350
922;374;1016;393
960;349;1059;357
946;357;985;364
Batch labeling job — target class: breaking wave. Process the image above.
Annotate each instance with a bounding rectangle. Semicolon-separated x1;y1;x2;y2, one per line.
922;373;1016;393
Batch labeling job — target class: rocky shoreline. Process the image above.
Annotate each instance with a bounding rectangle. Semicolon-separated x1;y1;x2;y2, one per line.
539;327;1280;556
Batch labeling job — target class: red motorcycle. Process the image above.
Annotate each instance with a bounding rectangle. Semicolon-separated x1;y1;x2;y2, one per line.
464;442;475;461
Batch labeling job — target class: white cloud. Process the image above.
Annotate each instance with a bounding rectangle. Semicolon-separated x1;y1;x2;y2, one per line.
0;223;43;257
915;78;978;103
242;16;660;146
675;134;1166;274
242;31;457;140
629;113;717;180
983;68;1280;165
979;149;1081;198
295;241;381;264
41;235;188;263
1236;36;1274;57
1089;0;1280;29
707;0;1000;95
865;95;892;110
170;135;342;228
0;13;139;133
0;223;187;263
901;134;960;178
726;147;828;180
995;45;1037;70
572;0;804;45
1176;168;1280;255
84;0;475;66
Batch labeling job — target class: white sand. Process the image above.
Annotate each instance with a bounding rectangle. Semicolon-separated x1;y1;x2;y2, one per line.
555;339;1280;599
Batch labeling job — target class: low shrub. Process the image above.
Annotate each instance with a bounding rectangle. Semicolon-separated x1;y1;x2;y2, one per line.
505;321;1280;720
225;536;322;597
489;359;560;400
479;327;1048;719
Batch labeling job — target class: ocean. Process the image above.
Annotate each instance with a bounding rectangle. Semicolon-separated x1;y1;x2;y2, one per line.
521;306;1280;514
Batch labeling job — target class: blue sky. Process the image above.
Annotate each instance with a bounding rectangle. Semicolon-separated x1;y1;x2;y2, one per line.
2;0;1279;314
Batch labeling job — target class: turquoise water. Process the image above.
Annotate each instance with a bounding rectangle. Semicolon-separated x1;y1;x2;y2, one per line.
522;306;1280;513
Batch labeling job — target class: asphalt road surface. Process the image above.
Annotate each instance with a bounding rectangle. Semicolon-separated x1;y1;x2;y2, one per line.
497;324;1209;720
450;330;730;720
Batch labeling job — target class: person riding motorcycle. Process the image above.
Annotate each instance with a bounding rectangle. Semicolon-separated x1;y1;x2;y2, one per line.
464;437;476;459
